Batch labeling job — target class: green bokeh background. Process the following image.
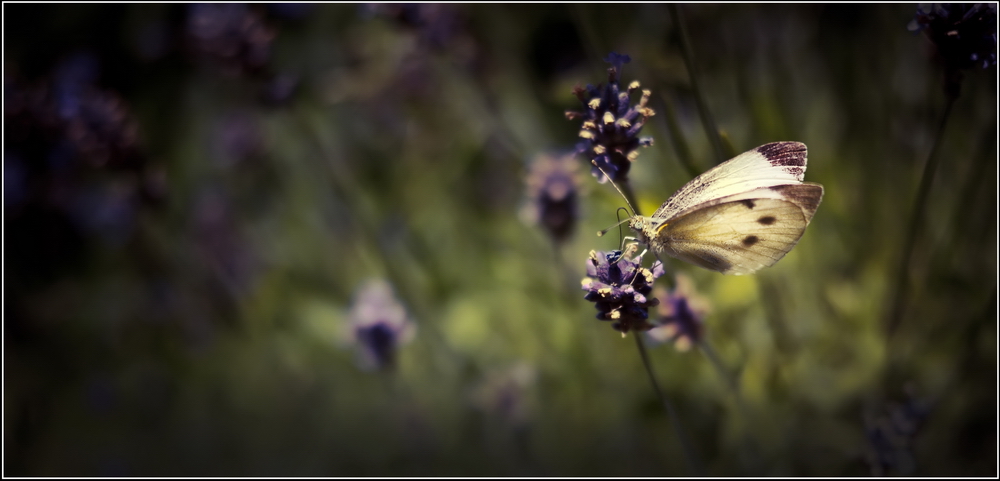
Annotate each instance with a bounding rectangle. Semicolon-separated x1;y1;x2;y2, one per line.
5;3;996;476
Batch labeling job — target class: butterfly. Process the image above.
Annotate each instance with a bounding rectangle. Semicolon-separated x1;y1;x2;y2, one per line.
621;141;823;275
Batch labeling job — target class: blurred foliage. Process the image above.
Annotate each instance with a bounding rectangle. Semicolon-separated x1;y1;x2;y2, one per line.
4;3;996;476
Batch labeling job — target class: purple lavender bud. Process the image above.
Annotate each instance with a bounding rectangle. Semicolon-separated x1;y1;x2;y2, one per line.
186;3;276;76
646;274;710;351
522;152;581;244
581;249;664;335
565;53;655;183
348;280;415;370
909;3;997;71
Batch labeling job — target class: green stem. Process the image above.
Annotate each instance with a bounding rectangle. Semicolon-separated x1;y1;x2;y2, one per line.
697;339;740;400
697;338;760;470
886;95;956;337
633;333;702;475
668;4;726;165
291;107;467;369
757;276;794;357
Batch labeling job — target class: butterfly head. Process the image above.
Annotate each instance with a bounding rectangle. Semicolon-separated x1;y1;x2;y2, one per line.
627;215;662;246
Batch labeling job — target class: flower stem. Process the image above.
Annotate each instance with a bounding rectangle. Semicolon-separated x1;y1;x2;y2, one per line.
698;338;761;470
886;94;956;337
668;3;726;165
697;339;740;401
633;333;702;475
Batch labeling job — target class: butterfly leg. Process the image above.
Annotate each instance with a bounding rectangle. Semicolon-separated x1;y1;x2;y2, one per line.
619;236;639;252
624;241;648;264
610;241;642;265
619;242;653;287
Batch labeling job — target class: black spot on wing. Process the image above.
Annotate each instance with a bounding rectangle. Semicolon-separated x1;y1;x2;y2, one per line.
755;142;806;167
741;199;755;209
758;215;776;225
698;252;732;272
742;235;759;247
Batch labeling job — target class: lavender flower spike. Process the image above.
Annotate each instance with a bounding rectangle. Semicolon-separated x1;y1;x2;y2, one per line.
647;273;711;351
348;279;416;370
565;52;655;184
582;249;664;335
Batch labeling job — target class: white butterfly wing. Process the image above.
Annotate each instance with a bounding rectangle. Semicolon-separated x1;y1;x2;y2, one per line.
654;184;823;275
652;142;809;220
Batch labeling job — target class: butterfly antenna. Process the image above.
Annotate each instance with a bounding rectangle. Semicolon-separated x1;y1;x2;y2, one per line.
597;207;633;238
615;206;629;242
591;160;637;217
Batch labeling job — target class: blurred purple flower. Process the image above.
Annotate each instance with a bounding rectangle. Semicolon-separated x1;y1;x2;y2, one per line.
63;89;143;170
260;72;300;106
646;273;710;352
52;52;100;118
5;154;28;209
363;3;465;50
267;3;316;21
582;249;664;335
471;363;537;426
186;3;276;76
565;52;655;183
7;55;143;172
863;387;932;476
5;60;149;249
211;111;263;168
194;189;258;298
521;152;582;244
909;3;997;70
67;179;139;247
348;280;416;371
909;3;997;98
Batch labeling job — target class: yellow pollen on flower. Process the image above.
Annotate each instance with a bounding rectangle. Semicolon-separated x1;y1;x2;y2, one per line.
593;145;606;154
588;98;601;109
609;309;621;319
598;287;613;297
615;118;631;128
602;111;615;124
582;120;597;130
639;90;651;107
638;107;655;117
579;129;595;139
628;80;640;90
627;150;641;161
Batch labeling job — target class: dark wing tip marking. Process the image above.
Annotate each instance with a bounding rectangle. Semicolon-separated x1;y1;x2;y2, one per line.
741;199;755;209
742;235;759;247
770;183;824;221
758;215;776;225
755;141;807;167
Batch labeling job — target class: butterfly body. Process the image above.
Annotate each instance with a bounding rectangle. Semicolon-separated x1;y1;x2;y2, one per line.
627;142;823;275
